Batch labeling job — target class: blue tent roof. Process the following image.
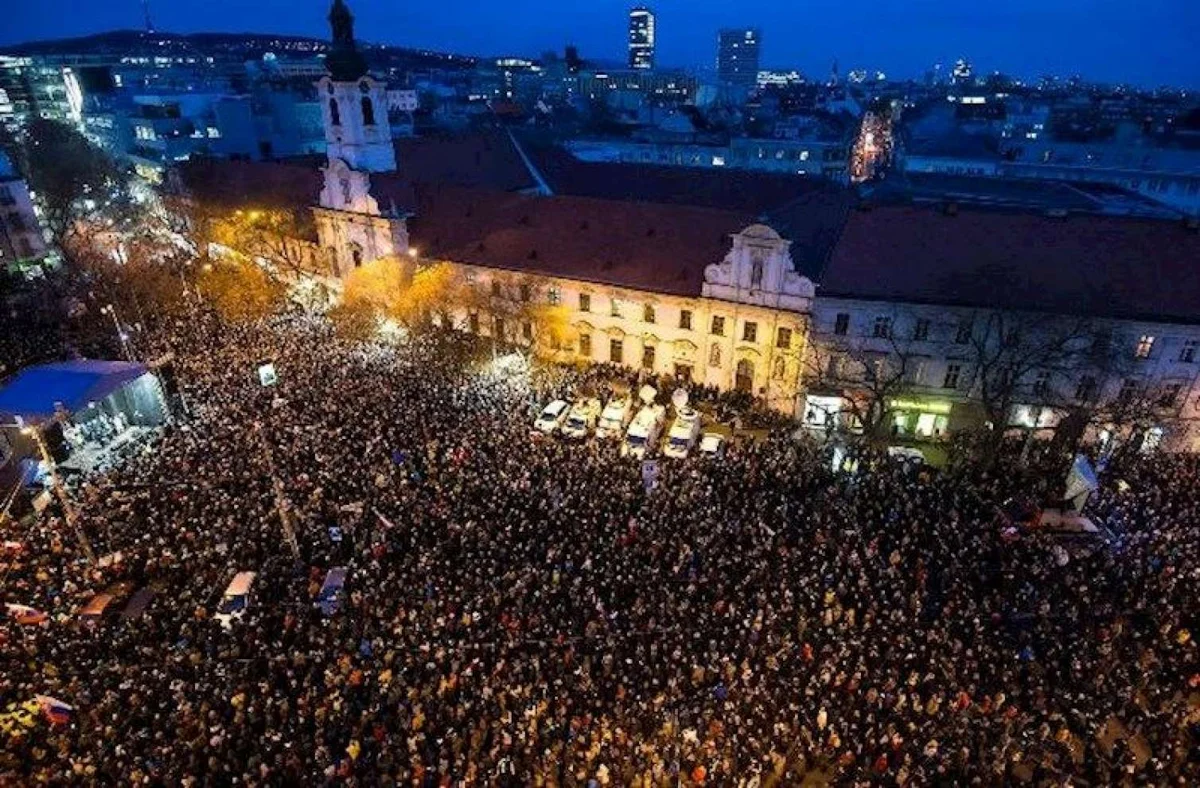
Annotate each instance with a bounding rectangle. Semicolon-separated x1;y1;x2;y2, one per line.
0;360;149;423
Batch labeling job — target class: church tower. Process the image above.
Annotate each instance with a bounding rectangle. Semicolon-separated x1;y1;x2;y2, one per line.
316;0;396;175
313;0;409;275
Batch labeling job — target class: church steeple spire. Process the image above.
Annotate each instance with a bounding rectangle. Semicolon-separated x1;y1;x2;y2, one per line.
326;0;368;81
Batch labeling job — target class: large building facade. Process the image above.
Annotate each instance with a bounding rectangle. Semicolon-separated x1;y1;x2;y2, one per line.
177;2;1200;453
0;151;48;270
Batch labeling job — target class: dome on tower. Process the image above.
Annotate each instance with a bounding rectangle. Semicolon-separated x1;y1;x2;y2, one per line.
325;0;368;81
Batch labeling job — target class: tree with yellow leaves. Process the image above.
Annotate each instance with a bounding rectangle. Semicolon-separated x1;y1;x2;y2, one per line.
198;259;287;323
339;256;410;322
209;208;327;279
337;257;471;331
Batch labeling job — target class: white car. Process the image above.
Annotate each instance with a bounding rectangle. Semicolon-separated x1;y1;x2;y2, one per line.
622;404;666;459
533;400;570;434
662;407;702;458
595;398;634;440
887;446;926;464
561;398;602;439
698;433;727;458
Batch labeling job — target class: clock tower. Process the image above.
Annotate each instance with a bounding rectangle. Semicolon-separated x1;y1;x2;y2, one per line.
316;0;396;175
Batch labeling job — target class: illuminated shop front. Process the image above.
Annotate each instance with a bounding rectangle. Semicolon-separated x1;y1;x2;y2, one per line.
803;394;845;429
888;398;951;439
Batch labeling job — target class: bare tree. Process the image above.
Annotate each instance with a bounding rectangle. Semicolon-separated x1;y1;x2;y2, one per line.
1056;328;1190;454
804;325;924;442
965;310;1094;459
476;273;571;358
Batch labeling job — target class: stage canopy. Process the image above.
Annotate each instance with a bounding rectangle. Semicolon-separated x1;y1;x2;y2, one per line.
0;360;151;424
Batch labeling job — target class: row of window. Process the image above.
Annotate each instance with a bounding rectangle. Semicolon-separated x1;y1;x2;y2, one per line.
1135;335;1198;362
835;313;1200;364
488;282;792;348
836;355;1187;409
468;316;787;385
833;312;974;344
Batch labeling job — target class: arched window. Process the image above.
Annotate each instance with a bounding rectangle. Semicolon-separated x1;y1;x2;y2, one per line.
361;96;376;126
329;98;341;127
709;343;722;368
350;243;363;268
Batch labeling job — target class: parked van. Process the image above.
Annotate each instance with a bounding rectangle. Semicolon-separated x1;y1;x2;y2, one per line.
561;398;602;439
623;404;666;459
662;407;702;458
595;398;634;440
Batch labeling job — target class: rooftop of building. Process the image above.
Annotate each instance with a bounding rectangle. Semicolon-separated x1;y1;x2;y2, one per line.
172;131;1200;323
867;172;1182;219
817;203;1200;324
406;183;755;298
525;143;843;215
1001;139;1200;173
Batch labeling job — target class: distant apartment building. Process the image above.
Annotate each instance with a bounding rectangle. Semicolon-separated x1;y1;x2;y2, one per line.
628;7;656;70
901;136;1200;216
0;151;48;270
577;69;696;110
567;129;851;183
212;82;326;161
717;28;760;89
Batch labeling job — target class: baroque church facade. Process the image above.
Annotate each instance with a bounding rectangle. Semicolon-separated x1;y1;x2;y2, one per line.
309;0;818;412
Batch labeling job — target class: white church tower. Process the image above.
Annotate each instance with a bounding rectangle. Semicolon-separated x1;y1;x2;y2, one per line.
316;0;395;174
313;0;409;274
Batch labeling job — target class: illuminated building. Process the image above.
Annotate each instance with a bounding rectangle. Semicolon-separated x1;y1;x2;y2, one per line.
717;28;760;88
628;7;656;70
0;150;49;269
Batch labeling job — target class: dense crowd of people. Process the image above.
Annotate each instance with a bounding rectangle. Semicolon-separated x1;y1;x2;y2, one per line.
2;311;1197;785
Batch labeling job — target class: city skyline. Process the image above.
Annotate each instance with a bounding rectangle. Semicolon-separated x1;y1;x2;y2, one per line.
5;0;1199;89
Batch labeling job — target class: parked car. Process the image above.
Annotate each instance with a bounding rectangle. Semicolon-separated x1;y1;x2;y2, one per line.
533;400;570;434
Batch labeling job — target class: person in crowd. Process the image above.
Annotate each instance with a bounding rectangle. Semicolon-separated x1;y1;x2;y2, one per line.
1;310;1196;786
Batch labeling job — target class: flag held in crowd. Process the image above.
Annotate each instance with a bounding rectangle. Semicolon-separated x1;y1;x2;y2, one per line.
35;696;74;726
4;603;48;626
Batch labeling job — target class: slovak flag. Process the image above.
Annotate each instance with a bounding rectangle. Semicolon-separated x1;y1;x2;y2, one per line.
34;695;74;726
4;603;48;625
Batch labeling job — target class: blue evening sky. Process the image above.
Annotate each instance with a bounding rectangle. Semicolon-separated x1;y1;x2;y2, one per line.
6;0;1199;88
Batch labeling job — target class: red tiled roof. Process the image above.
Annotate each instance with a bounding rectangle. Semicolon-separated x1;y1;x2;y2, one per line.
390;131;535;193
820;205;1200;323
408;184;754;297
526;144;831;215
